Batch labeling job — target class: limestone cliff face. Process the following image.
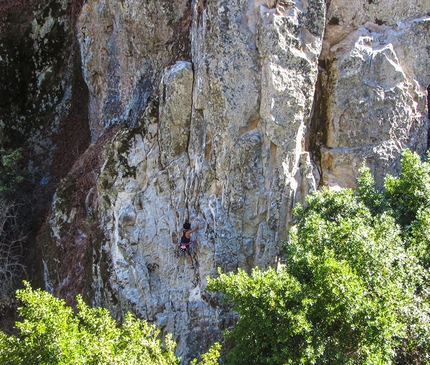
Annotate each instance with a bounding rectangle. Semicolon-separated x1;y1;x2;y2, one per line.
5;0;427;362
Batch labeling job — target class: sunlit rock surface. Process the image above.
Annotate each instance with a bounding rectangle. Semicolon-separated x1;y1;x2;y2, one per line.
318;0;430;187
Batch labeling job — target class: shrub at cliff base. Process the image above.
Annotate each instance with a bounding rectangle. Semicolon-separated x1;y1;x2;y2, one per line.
0;282;180;365
0;282;222;365
208;150;430;365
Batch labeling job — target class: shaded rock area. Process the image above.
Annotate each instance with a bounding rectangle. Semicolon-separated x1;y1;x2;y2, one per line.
0;0;90;284
0;0;429;363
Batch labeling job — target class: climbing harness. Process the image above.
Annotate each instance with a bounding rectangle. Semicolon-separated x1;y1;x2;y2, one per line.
180;242;190;253
176;240;195;258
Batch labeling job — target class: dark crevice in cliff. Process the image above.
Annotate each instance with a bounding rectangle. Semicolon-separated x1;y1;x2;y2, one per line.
307;61;329;187
27;7;91;294
27;45;91;298
167;0;192;64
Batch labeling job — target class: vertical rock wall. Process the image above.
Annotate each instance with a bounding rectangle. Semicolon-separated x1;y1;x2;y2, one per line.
41;0;430;363
72;0;324;361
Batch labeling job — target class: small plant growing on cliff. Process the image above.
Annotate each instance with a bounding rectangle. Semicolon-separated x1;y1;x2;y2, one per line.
0;282;180;365
0;123;27;201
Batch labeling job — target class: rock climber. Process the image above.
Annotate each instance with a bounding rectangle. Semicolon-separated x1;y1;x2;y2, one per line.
176;219;200;269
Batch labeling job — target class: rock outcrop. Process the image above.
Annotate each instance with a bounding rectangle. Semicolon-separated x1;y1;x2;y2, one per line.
316;0;430;187
1;0;428;363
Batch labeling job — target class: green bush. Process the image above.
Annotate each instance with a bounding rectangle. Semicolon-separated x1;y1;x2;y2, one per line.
208;149;430;364
190;342;222;365
0;282;180;365
384;149;430;229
